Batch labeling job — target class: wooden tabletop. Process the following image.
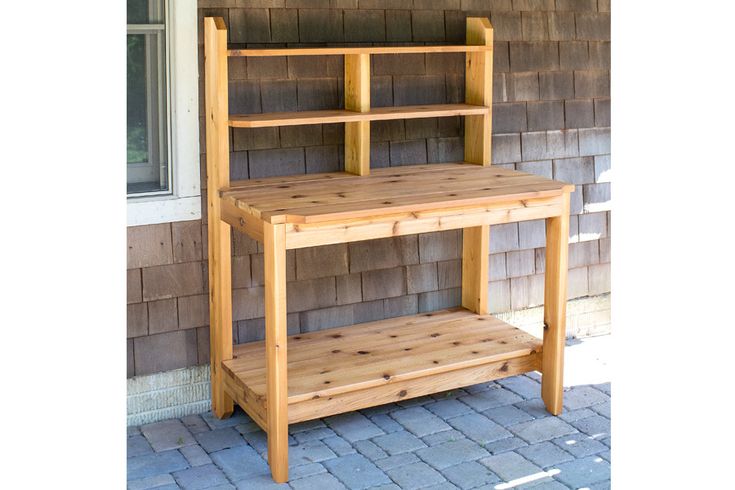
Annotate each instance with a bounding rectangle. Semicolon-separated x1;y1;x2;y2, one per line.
222;163;574;225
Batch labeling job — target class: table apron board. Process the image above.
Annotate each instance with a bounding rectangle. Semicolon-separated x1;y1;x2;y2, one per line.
220;194;565;249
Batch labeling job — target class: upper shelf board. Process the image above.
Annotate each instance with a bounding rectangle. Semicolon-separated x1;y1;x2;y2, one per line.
228;45;492;57
229;104;489;128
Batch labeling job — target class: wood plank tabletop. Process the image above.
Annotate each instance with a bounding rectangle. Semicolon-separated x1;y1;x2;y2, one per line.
221;163;574;224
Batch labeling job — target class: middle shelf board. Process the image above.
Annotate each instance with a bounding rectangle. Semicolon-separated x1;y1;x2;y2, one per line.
229;104;489;128
222;307;542;426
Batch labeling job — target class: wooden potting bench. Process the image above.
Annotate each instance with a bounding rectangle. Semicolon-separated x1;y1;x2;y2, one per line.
204;16;574;483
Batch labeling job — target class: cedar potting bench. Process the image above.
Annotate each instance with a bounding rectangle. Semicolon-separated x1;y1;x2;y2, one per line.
204;16;573;483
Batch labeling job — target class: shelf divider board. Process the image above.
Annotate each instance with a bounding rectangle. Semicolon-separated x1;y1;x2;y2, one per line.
204;17;234;420
228;45;493;57
344;53;370;176
228;104;489;128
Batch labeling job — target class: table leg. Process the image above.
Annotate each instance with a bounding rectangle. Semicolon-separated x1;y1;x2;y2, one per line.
264;222;289;482
541;193;571;415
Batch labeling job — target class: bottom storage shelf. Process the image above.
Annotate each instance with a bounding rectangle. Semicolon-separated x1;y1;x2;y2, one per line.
222;307;542;429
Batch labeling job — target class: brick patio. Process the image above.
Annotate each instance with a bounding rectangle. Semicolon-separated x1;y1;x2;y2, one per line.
128;336;610;489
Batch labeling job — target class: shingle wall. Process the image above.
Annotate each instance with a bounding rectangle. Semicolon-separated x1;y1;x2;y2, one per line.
127;0;610;377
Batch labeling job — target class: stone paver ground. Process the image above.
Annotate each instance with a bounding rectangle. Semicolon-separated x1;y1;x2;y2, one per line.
128;336;611;489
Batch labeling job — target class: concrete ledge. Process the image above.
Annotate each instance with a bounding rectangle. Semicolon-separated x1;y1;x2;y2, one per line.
127;293;610;426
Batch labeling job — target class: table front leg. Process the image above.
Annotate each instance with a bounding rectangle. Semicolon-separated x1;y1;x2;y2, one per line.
541;193;571;415
264;222;289;482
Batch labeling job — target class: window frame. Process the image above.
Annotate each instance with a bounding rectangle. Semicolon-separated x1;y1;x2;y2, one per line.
127;0;201;226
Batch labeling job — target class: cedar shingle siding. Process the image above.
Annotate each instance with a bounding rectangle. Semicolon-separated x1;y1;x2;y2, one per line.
127;0;611;377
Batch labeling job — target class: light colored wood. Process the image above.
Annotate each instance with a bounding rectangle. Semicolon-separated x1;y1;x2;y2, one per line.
204;16;233;420
222;164;573;225
228;45;493;57
223;369;268;431
283;196;563;249
462;226;489;314
221;308;542;423
229;104;489;128
464;17;493;165
263;222;288;483
288;353;540;423
220;198;264;243
344;53;370;176
541;192;571;415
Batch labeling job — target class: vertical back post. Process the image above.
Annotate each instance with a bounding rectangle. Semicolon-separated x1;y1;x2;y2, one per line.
344;53;370;176
461;17;493;314
204;17;234;419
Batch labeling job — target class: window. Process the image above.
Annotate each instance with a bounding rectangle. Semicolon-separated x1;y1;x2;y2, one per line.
127;0;168;194
127;0;201;225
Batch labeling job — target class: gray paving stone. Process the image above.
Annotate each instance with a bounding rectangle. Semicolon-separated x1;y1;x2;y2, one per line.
181;414;211;435
293;427;337;443
516;441;574;468
460;387;523;411
421;429;465;447
128;435;154;458
323;453;391;489
447;412;512;445
441;461;500;489
290;462;326;481
571;415;610;439
195;427;246;453
180;444;212;467
210;445;269;482
497;378;545;398
563;386;609;410
425;399;473;419
141;419;196;452
241;429;268;455
423;483;460;490
370;413;404;434
172;463;229;490
322;436;357;456
514;399;553;419
416;438;489;470
521;480;568;489
484;436;528;455
235;422;261;435
353;439;388;461
559;408;597;423
234;474;288;489
128;450;190;481
479;451;541;482
483;405;534;427
290;472;346;490
127;473;177;490
289;419;326;434
391;406;452;437
509;417;577;444
593;382;611;396
289;440;338;466
201;409;252;430
553;456;610;488
326;412;385;442
590;401;611;419
373;430;428;455
552;433;608;458
386;461;446;489
375;452;421;471
128;425;141;438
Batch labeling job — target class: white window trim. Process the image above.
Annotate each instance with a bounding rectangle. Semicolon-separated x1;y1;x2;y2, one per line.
127;0;201;226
